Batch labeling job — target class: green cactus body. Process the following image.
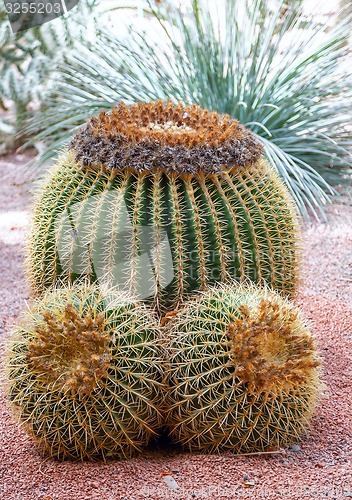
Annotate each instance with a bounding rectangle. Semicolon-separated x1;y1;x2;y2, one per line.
165;284;321;453
4;285;164;461
27;102;299;313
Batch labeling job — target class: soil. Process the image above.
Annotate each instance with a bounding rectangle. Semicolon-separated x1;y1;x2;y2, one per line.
0;152;351;500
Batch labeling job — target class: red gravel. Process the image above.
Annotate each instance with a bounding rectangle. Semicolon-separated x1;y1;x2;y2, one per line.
0;154;351;500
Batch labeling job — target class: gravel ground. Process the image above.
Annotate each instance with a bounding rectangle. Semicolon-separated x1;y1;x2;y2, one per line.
0;153;351;500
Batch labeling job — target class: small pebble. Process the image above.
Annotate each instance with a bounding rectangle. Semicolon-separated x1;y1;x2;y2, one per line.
244;480;255;488
290;444;301;452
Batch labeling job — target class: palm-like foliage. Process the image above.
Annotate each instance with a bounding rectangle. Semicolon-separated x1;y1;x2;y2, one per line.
24;0;352;218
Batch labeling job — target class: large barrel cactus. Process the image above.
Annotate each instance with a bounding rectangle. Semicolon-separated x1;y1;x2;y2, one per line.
28;101;299;313
165;283;321;453
4;285;165;461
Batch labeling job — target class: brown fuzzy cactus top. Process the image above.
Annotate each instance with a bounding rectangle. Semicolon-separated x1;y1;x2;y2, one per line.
69;101;263;175
27;304;111;396
228;299;320;395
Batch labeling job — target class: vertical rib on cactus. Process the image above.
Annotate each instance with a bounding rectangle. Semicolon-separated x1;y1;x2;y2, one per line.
27;101;299;313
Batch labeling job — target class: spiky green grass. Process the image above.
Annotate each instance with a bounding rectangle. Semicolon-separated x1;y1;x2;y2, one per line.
24;0;352;218
4;285;165;461
165;283;321;453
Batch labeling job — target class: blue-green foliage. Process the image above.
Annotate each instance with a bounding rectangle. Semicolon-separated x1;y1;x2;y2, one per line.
24;0;352;217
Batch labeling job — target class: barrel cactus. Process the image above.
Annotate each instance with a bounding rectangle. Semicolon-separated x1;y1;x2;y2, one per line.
4;285;165;461
27;101;299;313
165;283;321;453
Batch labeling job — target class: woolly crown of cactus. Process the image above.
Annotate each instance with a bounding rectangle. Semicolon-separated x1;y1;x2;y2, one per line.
69;101;263;175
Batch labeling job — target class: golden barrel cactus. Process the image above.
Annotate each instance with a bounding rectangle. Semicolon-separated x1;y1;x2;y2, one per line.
165;283;321;453
4;285;165;461
27;101;299;313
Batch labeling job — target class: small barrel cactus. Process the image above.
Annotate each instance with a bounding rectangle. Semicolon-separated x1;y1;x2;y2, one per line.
4;285;165;461
27;101;299;313
165;283;321;453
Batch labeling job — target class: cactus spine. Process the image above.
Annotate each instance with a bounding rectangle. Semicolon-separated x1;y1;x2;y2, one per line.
4;285;165;461
165;284;321;453
27;101;299;313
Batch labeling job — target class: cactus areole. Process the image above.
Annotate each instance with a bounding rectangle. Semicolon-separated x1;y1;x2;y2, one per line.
28;101;299;313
